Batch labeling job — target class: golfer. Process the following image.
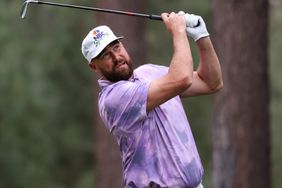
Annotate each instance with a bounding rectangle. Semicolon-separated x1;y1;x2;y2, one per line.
81;12;223;188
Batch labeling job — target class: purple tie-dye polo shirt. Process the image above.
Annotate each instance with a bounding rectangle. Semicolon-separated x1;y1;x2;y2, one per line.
98;64;203;188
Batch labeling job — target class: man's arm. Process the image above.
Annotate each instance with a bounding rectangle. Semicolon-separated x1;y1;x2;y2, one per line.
146;12;193;112
180;37;223;97
179;14;223;97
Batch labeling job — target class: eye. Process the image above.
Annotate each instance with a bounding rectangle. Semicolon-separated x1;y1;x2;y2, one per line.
113;44;121;52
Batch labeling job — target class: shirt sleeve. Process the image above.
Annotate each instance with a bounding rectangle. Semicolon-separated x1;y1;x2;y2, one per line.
135;64;169;80
99;80;149;133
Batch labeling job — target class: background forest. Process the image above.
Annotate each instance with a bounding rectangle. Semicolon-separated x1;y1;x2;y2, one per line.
0;0;281;188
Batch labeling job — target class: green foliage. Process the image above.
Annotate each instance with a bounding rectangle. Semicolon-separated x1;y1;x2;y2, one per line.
0;0;281;188
0;1;94;187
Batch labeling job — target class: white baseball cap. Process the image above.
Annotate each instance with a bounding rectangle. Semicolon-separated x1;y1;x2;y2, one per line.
81;25;123;63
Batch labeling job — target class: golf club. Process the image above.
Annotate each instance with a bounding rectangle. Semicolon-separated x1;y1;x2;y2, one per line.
20;0;163;20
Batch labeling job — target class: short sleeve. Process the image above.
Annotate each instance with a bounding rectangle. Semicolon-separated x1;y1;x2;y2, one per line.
134;64;169;80
98;80;149;133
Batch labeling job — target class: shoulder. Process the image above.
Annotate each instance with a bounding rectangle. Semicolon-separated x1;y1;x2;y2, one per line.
98;80;148;131
99;79;148;107
99;80;134;100
134;64;168;79
135;64;168;73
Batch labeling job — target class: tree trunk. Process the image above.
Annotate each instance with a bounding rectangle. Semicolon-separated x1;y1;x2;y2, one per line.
211;1;270;188
94;1;147;188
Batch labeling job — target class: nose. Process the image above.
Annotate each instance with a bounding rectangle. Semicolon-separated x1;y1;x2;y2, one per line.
111;51;121;62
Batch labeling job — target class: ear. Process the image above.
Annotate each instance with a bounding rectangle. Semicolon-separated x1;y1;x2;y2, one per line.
89;62;96;70
89;61;101;75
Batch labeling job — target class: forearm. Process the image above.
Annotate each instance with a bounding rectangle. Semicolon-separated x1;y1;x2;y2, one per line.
196;37;223;90
146;13;194;111
168;31;193;85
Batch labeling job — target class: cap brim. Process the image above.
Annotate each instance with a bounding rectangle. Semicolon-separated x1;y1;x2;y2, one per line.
92;36;124;60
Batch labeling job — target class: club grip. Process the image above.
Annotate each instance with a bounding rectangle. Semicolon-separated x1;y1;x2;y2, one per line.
149;14;162;21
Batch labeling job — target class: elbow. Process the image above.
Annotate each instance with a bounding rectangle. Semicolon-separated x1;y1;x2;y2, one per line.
178;74;193;91
210;79;224;93
215;80;224;91
167;71;193;92
185;75;193;88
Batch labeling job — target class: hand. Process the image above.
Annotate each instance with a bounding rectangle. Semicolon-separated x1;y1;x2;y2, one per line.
161;12;186;35
185;14;210;41
178;11;199;28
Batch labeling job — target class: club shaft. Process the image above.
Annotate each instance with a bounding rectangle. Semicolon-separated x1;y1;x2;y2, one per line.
33;1;162;21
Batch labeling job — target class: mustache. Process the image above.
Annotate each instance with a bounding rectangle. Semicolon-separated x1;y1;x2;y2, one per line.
113;59;126;67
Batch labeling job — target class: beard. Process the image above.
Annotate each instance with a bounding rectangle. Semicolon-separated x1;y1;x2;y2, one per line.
100;59;134;82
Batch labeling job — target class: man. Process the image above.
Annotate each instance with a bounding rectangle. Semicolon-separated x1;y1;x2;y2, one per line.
81;12;223;188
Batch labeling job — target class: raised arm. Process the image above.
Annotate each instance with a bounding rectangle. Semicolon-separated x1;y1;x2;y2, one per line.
180;15;223;97
146;12;193;111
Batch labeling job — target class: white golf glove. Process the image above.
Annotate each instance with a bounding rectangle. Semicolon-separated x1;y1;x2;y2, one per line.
178;11;199;28
178;11;210;41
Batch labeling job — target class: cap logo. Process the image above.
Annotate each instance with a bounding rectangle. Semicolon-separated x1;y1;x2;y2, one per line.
92;29;109;47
